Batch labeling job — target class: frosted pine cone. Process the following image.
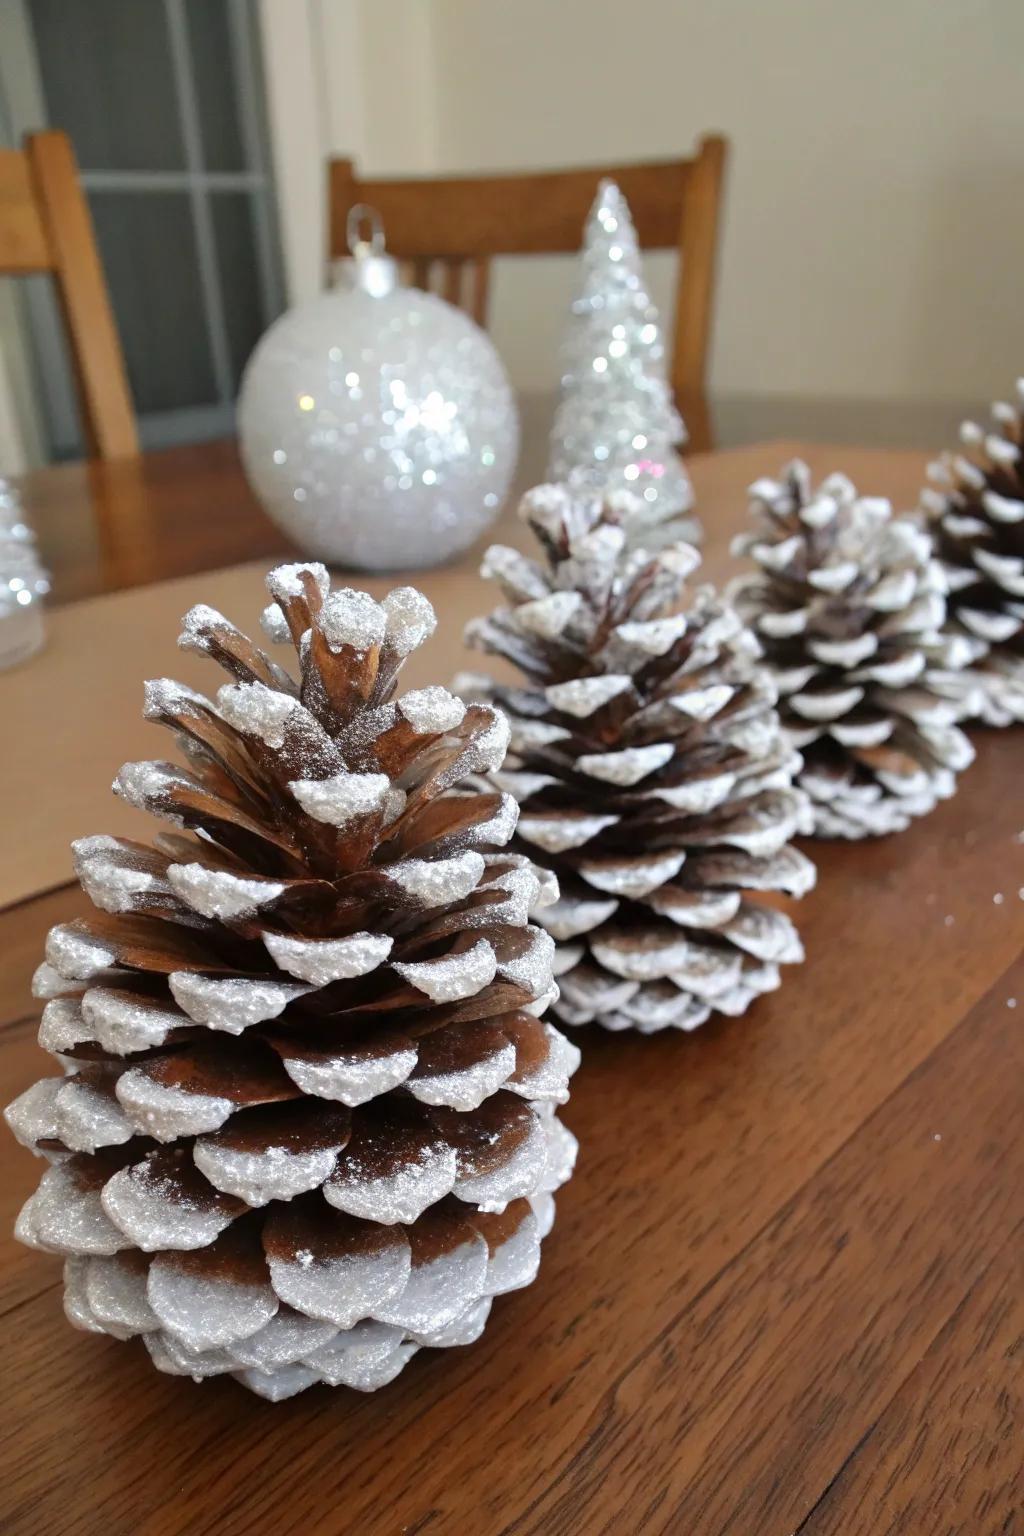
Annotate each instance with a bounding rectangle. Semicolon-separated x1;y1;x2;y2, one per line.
461;484;814;1037
730;461;976;839
920;383;1024;725
6;564;578;1400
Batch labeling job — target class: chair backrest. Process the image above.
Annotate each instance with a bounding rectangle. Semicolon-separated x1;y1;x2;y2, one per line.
327;135;728;451
0;130;138;460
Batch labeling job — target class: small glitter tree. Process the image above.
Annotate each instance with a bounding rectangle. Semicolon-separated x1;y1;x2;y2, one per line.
547;181;698;545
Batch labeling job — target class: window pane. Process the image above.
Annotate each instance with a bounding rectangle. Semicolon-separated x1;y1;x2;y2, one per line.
185;0;246;172
27;0;185;172
89;191;217;412
209;192;265;391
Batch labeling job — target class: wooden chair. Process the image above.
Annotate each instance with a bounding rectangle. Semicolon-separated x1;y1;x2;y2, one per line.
327;135;728;453
0;130;138;460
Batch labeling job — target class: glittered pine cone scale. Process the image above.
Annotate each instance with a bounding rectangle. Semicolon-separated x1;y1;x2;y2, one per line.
729;462;977;838
7;564;578;1399
463;484;814;1035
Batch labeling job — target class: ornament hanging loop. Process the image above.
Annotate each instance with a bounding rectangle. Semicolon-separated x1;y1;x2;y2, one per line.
346;203;386;259
343;204;396;298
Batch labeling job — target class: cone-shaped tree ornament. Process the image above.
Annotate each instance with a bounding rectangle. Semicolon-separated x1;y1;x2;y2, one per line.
461;484;814;1036
730;461;977;839
0;476;48;669
548;180;698;546
920;381;1024;725
6;564;579;1400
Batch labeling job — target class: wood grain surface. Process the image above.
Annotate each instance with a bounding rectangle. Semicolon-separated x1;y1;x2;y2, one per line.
1;440;1021;1536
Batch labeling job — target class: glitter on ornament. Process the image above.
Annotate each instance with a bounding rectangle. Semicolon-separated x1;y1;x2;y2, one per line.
238;208;518;571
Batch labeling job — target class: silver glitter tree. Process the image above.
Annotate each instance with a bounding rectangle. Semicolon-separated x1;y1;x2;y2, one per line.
548;180;697;542
0;477;48;669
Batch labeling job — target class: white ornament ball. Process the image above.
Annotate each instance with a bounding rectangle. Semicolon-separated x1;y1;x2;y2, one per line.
238;258;519;571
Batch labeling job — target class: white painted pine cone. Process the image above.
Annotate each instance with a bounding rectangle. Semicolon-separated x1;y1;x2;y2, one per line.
464;483;815;1035
6;564;579;1399
731;461;977;838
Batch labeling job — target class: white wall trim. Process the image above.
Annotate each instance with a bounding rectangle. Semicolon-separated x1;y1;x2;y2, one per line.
257;0;331;303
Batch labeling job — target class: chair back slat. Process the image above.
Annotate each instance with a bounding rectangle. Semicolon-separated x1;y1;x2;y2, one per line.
441;260;462;305
469;258;490;327
0;132;138;459
327;138;728;450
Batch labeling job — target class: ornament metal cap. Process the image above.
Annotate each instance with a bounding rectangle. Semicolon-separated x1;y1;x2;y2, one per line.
338;203;398;298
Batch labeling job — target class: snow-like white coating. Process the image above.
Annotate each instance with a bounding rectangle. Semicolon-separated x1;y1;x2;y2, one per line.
278;1038;417;1107
514;591;583;640
493;925;556;998
32;962;72;999
534;894;618;941
263;931;393;986
147;1251;279;1351
396;686;466;735
667;684;735;720
382;586;436;655
74;851;156;914
101;1162;237;1252
84;1253;160;1339
4;1078;62;1149
115;1069;235;1142
81;988;183;1054
453;1108;550;1210
386;850;485;906
265;562;330;602
788;685;865;722
167;864;286;920
318;588;387;653
45;925;117;981
326;1135;458;1225
216;682;299;748
193;1136;342;1209
259;603;291;644
479;544;550;601
721;903;804;964
508;1023;580;1105
408;1036;517;1112
228;1307;335;1373
169;972;308;1033
178;603;233;654
289;771;391;828
471;792;519;847
577;851;687;900
266;1226;410;1331
16;1161;128;1256
373;1229;488;1333
142;678;208;720
544;674;632;718
113;761;190;812
463;707;511;774
507;719;572;751
52;1078;133;1153
393;939;497;1003
613;614;688;656
516;812;618;854
37;997;91;1052
577;742;675;786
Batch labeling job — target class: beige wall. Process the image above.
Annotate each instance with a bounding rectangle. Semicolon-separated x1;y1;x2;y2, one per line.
426;0;1023;407
268;0;1022;434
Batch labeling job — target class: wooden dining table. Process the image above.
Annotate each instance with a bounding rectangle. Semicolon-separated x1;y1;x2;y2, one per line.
1;437;1021;1536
